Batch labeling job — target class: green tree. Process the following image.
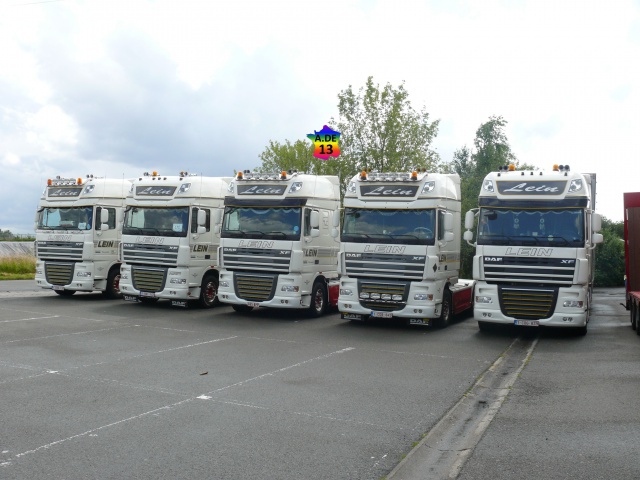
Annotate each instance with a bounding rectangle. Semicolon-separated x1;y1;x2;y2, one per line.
450;116;523;278
256;76;440;198
594;218;625;287
332;76;440;176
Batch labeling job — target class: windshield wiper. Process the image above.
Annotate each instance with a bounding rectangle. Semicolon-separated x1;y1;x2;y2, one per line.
264;232;288;238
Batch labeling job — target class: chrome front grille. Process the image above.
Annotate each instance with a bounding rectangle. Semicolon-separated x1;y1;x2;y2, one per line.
223;247;291;273
483;257;575;285
234;273;277;302
498;286;558;320
45;262;74;286
37;241;83;261
358;281;409;312
345;253;425;280
132;267;167;292
122;243;179;267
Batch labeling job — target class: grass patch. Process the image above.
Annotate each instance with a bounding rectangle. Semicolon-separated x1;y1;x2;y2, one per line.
0;255;36;280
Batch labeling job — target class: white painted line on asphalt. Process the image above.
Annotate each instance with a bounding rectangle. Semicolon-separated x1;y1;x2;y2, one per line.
0;315;59;324
1;325;139;344
204;347;355;395
10;346;355;463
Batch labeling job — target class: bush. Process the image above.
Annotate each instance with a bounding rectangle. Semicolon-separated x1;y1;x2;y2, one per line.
0;255;36;279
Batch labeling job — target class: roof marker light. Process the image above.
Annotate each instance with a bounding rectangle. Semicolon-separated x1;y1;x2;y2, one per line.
508;164;516;171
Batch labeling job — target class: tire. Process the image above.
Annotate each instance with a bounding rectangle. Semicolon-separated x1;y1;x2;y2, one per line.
434;289;452;328
635;306;640;336
54;289;75;296
632;303;637;330
576;324;588;336
307;281;327;318
232;304;253;313
103;267;122;299
198;274;219;308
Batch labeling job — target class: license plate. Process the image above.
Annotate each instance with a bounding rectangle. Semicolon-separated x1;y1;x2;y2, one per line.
123;295;139;302
371;311;392;319
341;313;363;321
52;285;65;291
247;302;260;307
171;300;188;308
515;320;539;326
409;318;430;326
140;291;156;298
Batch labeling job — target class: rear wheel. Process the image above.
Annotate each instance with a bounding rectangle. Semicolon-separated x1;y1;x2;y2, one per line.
308;281;327;318
232;304;253;313
54;289;75;296
635;305;640;336
434;289;452;328
198;274;219;308
103;267;122;299
576;324;588;336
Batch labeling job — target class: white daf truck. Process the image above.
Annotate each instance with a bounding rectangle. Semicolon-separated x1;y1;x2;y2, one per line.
217;170;340;316
35;175;130;298
337;170;474;327
119;172;230;308
463;164;603;334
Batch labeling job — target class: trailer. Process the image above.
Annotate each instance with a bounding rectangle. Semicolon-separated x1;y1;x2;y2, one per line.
623;192;640;334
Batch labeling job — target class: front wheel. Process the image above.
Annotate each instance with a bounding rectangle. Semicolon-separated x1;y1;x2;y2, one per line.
434;289;452;328
307;282;327;318
198;274;219;308
103;268;122;299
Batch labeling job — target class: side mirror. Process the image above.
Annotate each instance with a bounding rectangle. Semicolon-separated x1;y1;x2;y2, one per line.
311;229;320;238
444;212;454;232
592;213;602;233
332;210;340;228
331;228;339;238
592;233;603;245
463;230;474;242
213;209;222;225
310;210;320;229
464;210;475;230
100;208;109;224
197;209;207;226
197;226;206;234
444;231;454;243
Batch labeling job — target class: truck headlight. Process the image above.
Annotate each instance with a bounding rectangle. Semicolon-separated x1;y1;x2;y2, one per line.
476;296;492;304
281;286;300;292
219;281;229;288
414;294;433;301
170;278;187;285
121;273;129;279
36;268;43;274
340;289;353;296
563;300;584;308
76;272;92;277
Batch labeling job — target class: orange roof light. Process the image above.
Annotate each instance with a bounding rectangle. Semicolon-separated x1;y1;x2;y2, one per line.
508;164;516;171
553;164;559;171
360;170;367;180
47;179;52;186
236;171;243;180
152;171;158;176
411;171;418;180
77;178;83;185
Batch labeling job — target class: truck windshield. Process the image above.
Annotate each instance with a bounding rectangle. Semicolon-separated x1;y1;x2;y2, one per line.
341;208;436;245
37;207;94;230
221;207;302;240
123;207;189;237
477;208;585;247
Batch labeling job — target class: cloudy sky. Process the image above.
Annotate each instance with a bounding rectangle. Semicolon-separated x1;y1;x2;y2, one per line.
1;0;638;233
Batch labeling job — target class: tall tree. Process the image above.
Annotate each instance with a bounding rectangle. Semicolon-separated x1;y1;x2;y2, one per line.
255;76;440;198
452;116;521;278
595;217;625;287
332;76;440;176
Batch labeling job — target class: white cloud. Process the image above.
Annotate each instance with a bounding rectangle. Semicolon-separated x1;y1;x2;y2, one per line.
0;0;639;232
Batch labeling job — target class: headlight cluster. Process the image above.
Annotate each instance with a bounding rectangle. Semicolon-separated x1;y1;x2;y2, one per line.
360;293;403;301
219;281;229;288
563;300;584;308
476;296;492;304
414;294;434;301
281;286;299;292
